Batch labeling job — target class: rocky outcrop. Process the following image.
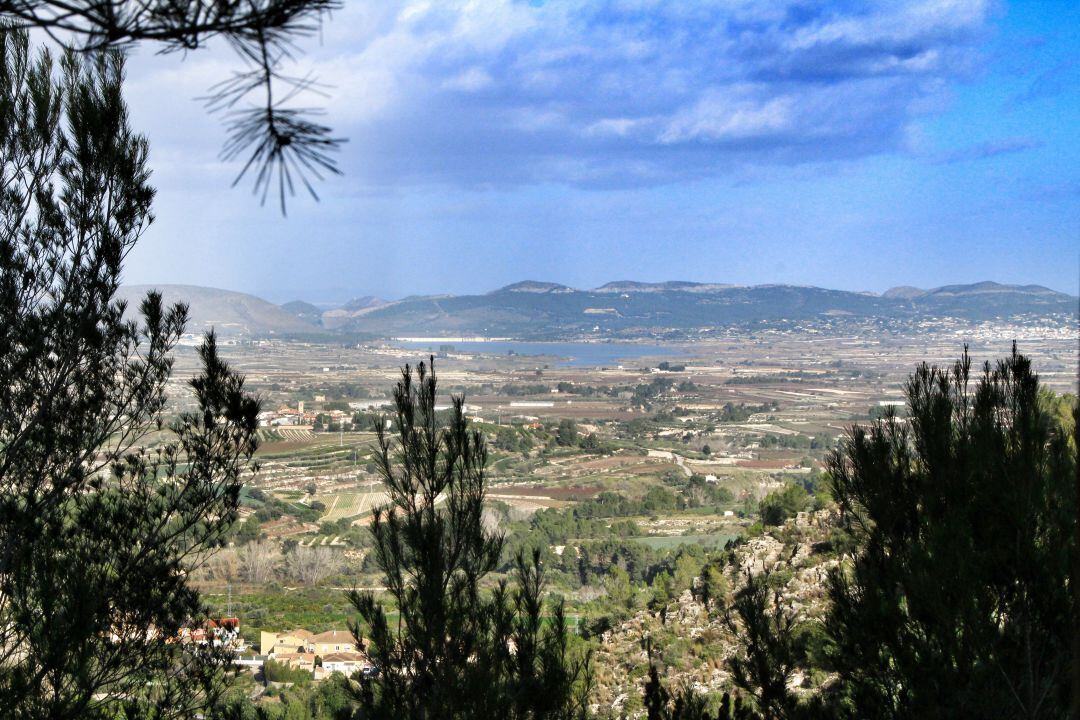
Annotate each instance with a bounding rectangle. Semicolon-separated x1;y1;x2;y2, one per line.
590;510;840;717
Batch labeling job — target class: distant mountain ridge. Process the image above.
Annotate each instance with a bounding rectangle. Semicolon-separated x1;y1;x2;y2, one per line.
496;281;576;294
119;281;1077;340
117;285;322;338
339;280;1076;338
593;281;738;294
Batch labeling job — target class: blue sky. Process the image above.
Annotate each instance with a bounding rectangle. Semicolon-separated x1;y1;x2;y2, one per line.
121;0;1079;304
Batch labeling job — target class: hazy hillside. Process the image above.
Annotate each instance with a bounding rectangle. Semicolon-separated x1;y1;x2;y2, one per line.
341;295;385;312
117;285;327;338
321;295;388;329
281;300;325;326
335;280;1077;338
117;281;1076;340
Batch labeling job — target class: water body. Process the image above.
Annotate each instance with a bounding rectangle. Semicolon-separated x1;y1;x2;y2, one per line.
393;340;686;368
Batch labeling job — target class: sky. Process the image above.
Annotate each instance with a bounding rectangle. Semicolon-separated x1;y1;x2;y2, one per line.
119;0;1079;305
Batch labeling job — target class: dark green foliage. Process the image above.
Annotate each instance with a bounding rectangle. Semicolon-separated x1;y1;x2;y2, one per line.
694;558;728;611
758;484;810;526
644;663;668;720
263;659;314;685
0;31;260;719
724;347;1078;720
348;360;591;720
633;377;675;407
719;403;776;423
823;346;1077;719
494;425;533;453
644;661;754;720
685;474;734;509
212;674;354;720
580;432;601;450
503;383;552;396
724;575;802;720
235;514;264;544
758;433;833;450
556;418;579;446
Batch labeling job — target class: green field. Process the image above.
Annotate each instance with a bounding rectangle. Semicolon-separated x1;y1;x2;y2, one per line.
320;490;387;521
205;587;364;645
632;534;738;550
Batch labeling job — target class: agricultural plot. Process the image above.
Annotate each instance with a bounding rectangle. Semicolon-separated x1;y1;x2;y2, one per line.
248;434;380;497
320;488;389;522
168;330;1070;521
632;534;738;550
257;427;314;443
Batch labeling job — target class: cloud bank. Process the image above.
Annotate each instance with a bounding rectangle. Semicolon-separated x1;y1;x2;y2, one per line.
132;0;995;190
304;0;993;187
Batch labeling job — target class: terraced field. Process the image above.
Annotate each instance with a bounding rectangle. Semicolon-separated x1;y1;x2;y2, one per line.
320;487;389;522
250;433;380;493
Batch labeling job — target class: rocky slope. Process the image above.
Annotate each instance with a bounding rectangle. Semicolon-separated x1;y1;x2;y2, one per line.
590;510;840;717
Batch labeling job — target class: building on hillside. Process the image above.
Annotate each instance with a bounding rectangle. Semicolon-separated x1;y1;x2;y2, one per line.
311;630;357;655
262;628;360;654
208;617;243;649
260;629;315;655
273;652;316;673
178;618;243;650
317;651;372;678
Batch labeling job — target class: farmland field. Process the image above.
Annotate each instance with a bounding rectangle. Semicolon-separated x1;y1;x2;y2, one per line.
319;489;388;522
632;534;738;550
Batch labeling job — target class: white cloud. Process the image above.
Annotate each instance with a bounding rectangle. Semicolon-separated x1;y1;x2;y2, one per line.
442;66;495;91
126;0;994;189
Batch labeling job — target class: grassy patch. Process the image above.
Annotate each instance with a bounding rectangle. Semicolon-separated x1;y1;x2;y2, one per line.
631;534;738;550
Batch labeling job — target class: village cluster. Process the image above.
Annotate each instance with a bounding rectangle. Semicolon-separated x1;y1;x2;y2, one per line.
184;619;373;682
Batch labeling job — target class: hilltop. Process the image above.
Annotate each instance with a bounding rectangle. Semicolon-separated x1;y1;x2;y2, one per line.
117;280;1077;341
116;285;328;338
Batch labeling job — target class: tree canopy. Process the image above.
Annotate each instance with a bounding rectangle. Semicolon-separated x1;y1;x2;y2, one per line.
349;359;592;720
723;346;1078;719
0;30;260;718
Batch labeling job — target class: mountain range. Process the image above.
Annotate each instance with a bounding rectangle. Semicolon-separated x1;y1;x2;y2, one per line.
116;281;1077;340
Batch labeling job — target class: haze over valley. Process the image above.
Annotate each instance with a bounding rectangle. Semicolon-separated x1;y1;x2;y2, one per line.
119;279;1078;341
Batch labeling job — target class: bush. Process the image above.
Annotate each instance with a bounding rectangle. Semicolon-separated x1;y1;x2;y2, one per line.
262;659;312;685
758;483;810;526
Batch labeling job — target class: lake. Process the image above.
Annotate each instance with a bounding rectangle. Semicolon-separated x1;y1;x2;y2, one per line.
392;340;687;368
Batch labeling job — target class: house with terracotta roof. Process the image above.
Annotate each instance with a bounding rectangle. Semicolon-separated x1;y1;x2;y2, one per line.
317;651;371;677
311;630;357;655
272;652;316;673
260;629;315;655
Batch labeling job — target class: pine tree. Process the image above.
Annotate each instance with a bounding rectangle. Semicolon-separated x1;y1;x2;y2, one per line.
723;574;800;720
719;346;1077;720
348;359;591;720
0;30;260;719
823;346;1077;719
1;0;343;209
